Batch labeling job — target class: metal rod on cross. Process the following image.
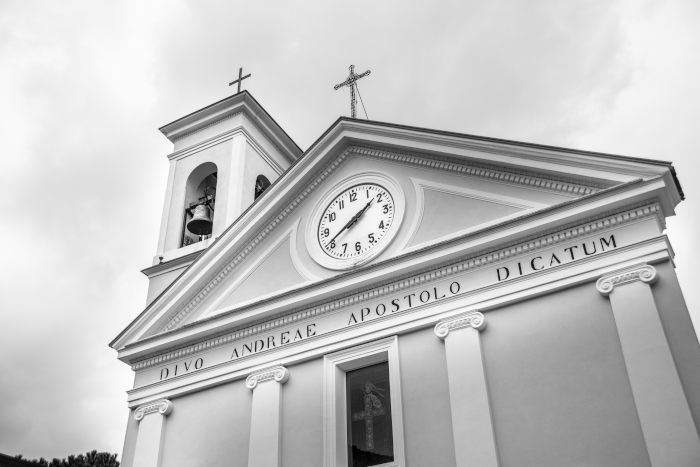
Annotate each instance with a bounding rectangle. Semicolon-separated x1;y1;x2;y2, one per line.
334;64;371;118
229;67;251;93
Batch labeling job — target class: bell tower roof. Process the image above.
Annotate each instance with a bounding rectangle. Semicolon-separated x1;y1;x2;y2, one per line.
159;91;302;162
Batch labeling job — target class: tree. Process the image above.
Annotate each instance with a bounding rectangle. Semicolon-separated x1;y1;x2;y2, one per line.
15;450;119;467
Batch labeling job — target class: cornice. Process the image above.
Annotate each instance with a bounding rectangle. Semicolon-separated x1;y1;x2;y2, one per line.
129;203;661;371
158;145;602;334
133;398;173;421
142;250;203;277
434;311;486;338
596;264;657;296
159;91;301;158
355;145;601;195
171;111;243;144
245;365;289;389
159;148;352;334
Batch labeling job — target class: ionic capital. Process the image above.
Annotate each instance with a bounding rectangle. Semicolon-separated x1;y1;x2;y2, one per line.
133;399;174;422
434;311;486;339
245;365;289;390
596;264;657;296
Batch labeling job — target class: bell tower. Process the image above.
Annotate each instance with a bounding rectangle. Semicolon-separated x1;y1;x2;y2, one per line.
142;91;301;304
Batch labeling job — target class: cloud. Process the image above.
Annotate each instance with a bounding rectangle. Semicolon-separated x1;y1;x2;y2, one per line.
0;0;698;460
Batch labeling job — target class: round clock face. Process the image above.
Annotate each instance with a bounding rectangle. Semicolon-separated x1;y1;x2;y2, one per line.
317;183;396;261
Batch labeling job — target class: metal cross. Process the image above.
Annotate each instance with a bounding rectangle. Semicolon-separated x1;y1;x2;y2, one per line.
334;64;371;118
229;67;251;93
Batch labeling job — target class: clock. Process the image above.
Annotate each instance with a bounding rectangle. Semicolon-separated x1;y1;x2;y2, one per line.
307;174;405;270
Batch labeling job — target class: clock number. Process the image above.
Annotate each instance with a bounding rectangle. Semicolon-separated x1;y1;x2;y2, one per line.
379;220;385;230
329;240;336;249
322;228;329;237
383;204;390;214
342;243;348;253
328;212;336;222
377;193;383;202
366;189;370;199
368;233;375;243
350;192;357;202
338;200;345;209
355;241;361;252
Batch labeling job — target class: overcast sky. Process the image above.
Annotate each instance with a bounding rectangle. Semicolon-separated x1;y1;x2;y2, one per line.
1;0;698;460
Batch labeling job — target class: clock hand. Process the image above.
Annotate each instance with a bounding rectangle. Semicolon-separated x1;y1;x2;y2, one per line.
328;199;374;244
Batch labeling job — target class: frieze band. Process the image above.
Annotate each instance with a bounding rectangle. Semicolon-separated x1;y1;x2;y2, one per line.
133;204;660;372
434;311;486;339
133;399;174;422
596;264;657;296
245;365;290;390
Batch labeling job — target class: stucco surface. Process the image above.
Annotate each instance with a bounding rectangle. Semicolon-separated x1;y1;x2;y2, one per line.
280;359;324;467
158;380;251;467
651;260;700;433
483;281;652;467
399;328;457;467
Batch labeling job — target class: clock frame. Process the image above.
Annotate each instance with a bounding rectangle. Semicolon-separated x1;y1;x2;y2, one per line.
306;173;405;270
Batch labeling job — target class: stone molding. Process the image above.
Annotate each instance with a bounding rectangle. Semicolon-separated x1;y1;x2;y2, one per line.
159;144;607;334
245;365;289;390
160;149;351;333
356;145;600;195
596;264;657;296
133;399;174;422
434;311;486;339
169;111;242;144
131;203;662;371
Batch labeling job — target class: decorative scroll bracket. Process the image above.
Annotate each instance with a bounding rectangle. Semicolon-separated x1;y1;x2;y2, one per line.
134;399;174;422
596;264;657;296
245;365;290;390
434;311;487;339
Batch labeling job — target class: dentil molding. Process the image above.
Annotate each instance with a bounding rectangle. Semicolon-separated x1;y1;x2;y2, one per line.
160;144;604;334
245;365;289;390
131;203;662;371
596;264;657;296
434;311;487;339
133;399;174;422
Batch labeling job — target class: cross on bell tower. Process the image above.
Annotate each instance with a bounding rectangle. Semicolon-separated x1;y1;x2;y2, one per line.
229;67;251;93
334;64;371;118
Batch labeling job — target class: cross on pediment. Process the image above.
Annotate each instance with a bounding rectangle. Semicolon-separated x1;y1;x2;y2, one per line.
334;64;371;118
351;382;386;449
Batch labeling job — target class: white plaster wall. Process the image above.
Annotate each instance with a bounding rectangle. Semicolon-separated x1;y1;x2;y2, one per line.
651;260;700;431
145;265;190;305
483;281;651;467
158;380;251;467
398;328;457;466
280;359;324;467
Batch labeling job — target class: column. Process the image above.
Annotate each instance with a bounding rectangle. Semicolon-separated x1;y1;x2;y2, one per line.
597;264;700;466
435;311;499;467
246;365;289;467
132;399;174;467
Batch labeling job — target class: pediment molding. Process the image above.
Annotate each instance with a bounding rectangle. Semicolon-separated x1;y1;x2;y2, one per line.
156;145;604;336
129;202;661;371
355;145;601;195
158;148;351;334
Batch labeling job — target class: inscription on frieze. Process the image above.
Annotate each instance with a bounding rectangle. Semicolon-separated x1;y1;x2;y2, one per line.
150;231;622;384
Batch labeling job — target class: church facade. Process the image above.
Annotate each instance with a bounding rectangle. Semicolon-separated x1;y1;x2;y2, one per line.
111;92;700;467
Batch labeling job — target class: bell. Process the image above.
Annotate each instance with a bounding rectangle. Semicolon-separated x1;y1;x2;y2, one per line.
187;204;213;236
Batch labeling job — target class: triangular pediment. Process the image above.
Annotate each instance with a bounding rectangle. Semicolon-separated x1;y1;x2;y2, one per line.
112;118;681;358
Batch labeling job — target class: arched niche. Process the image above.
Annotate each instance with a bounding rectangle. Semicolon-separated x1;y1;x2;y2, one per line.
254;175;271;200
181;162;218;247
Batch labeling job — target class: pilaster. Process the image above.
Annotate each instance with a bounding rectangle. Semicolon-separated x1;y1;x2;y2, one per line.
597;264;700;466
246;365;289;467
132;399;174;467
435;311;499;467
